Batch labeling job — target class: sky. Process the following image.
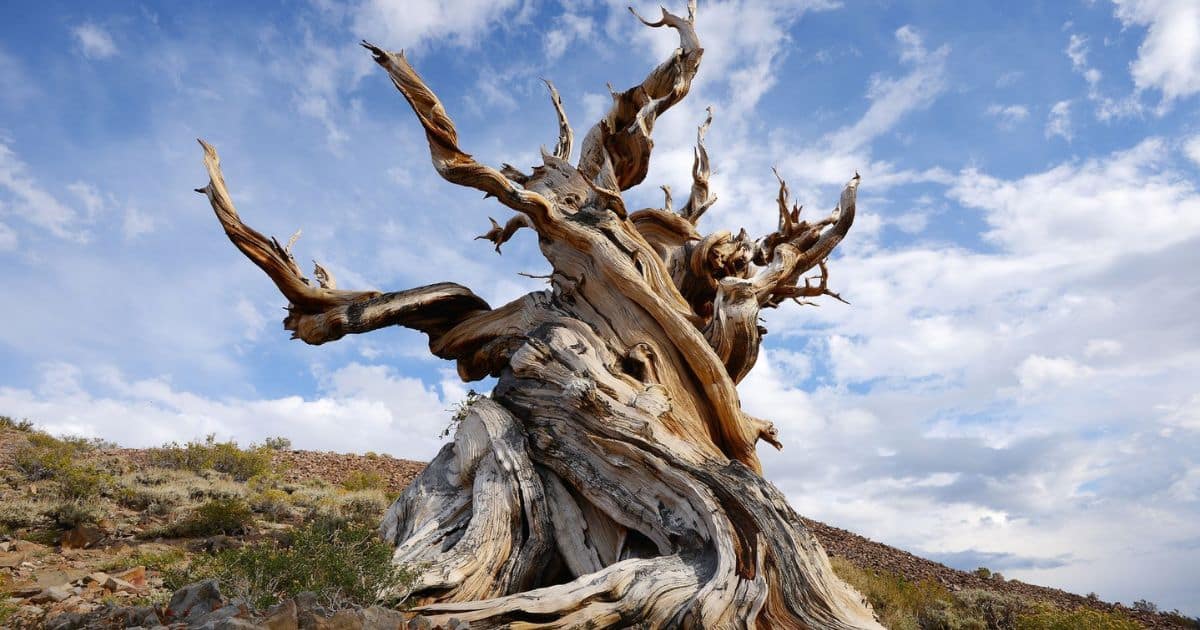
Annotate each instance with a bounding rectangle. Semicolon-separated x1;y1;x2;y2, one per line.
1;0;1198;615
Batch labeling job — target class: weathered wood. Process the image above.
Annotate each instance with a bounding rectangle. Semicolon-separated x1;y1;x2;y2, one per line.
199;2;880;627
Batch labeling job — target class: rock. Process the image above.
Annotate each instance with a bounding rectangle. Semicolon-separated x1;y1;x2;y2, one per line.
360;607;408;630
263;599;299;630
445;619;470;630
12;539;46;553
407;616;433;630
84;571;111;585
114;565;148;587
103;575;142;593
166;579;224;621
30;584;74;604
0;551;25;568
60;525;103;549
188;602;247;628
311;609;365;630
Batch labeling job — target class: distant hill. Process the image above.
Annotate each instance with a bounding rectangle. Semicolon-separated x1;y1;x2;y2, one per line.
1;419;1194;629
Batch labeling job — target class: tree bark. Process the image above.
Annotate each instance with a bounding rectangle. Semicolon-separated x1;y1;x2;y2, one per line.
198;3;881;627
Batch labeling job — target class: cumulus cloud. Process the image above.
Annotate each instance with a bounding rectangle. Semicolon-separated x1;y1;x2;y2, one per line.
71;23;118;59
0;361;458;459
1112;0;1200;103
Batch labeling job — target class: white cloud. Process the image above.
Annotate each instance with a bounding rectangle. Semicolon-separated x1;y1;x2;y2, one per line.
1184;135;1200;168
1015;355;1093;390
1112;0;1200;103
828;26;949;150
351;0;520;50
951;138;1200;260
72;23;118;59
1045;100;1072;141
985;103;1030;127
0;361;457;459
544;12;594;61
1084;338;1123;358
0;221;16;251
0;140;89;242
122;206;155;239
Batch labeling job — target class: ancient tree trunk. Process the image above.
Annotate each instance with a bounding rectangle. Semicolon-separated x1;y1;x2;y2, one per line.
197;3;880;627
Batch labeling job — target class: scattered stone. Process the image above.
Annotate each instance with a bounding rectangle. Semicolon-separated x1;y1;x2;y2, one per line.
103;575;142;593
83;571;111;585
166;579;225;621
407;616;433;630
114;564;148;587
11;540;45;553
360;606;408;629
60;524;103;549
263;599;298;630
30;583;74;603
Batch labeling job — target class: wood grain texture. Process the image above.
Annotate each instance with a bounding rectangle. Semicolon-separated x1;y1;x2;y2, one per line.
199;2;879;626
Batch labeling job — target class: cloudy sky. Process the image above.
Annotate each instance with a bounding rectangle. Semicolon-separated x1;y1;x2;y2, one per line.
2;0;1198;614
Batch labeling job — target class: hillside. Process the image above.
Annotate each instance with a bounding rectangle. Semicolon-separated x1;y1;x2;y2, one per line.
1;419;1194;629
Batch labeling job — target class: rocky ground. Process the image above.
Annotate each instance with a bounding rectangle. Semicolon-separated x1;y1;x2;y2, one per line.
1;422;1193;629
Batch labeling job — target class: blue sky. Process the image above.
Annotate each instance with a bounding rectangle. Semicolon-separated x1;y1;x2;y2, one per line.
2;0;1198;615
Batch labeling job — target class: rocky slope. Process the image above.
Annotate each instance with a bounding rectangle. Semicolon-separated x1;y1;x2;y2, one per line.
1;424;1192;629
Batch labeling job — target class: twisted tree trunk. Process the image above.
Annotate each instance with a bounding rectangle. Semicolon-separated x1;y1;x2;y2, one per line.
197;3;880;627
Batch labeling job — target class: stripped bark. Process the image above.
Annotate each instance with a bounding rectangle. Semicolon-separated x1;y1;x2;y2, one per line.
199;2;879;627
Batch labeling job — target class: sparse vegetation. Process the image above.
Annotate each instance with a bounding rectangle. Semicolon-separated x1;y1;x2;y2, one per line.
831;557;1151;630
261;436;292;451
340;469;385;492
172;516;417;610
1015;602;1140;630
0;498;47;533
153;497;254;538
0;415;35;432
147;434;273;481
43;500;100;530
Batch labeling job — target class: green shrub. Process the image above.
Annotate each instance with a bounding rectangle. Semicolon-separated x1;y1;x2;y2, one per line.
115;484;184;512
249;488;293;521
97;546;187;573
340;470;385;492
337;490;388;524
0;415;35;431
55;465;113;501
148;435;272;481
1015;603;1140;630
13;433;75;481
176;517;417;610
974;567;992;579
43;501;100;530
831;556;956;630
261;436;292;451
155;497;253;538
0;499;46;532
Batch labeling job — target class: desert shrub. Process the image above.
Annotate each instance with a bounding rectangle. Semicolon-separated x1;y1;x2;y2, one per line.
176;516;417;610
340;470;385;492
1131;599;1158;613
13;433;76;480
155;497;253;538
1164;611;1200;628
57;435;117;450
148;435;272;481
98;546;187;573
250;488;293;521
441;390;484;438
973;567;992;579
0;581;16;626
0;415;35;431
0;499;46;532
831;556;957;630
1015;603;1140;630
115;483;185;512
261;436;292;451
55;464;113;500
43;500;100;530
940;589;1025;629
337;490;389;524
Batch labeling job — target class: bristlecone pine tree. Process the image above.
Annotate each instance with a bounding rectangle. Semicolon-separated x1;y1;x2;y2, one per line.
197;3;879;627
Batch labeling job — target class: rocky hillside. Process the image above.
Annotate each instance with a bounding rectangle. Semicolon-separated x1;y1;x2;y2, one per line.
1;419;1194;629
